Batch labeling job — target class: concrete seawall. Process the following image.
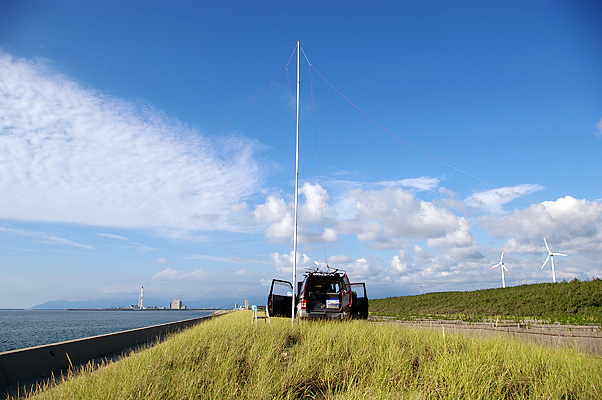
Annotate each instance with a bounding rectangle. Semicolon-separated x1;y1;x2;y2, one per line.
0;312;223;391
372;316;602;356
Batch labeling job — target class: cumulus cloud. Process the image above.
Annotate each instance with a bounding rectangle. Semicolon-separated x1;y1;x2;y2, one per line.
480;196;602;282
482;196;602;246
253;195;288;224
256;183;479;260
269;251;380;282
270;252;320;275
254;182;339;243
390;249;416;274
344;257;381;280
0;51;263;234
414;244;434;260
340;187;476;252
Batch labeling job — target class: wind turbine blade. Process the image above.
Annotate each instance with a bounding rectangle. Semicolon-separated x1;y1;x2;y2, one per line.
490;263;501;269
500;250;505;262
544;238;550;253
503;265;510;274
541;255;550;269
553;252;568;257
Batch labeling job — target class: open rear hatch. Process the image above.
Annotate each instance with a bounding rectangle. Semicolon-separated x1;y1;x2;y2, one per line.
306;278;343;313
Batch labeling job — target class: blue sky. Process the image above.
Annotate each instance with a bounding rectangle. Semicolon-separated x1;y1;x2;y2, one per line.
1;1;601;309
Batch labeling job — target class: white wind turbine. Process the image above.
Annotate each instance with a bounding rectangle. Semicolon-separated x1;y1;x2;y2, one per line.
541;238;567;283
490;250;510;288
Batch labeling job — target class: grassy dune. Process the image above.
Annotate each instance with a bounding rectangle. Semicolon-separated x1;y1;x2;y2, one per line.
22;311;601;399
371;278;602;325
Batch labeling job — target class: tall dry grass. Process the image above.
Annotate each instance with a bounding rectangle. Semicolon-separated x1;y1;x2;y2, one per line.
19;311;602;399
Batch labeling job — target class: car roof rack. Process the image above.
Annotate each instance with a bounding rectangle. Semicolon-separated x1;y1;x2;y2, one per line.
303;267;346;278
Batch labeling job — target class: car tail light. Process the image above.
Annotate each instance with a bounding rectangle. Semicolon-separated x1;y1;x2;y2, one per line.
300;298;306;310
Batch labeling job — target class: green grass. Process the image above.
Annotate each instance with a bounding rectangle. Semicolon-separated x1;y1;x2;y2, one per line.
18;311;602;400
370;278;602;325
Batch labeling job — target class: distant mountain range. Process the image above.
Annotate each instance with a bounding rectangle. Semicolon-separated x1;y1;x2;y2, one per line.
31;296;265;310
32;298;145;310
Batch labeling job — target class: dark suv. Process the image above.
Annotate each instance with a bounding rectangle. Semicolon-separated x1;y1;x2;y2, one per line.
267;270;368;319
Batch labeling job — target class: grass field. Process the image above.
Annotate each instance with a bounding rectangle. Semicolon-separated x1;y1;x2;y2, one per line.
17;311;602;400
370;278;602;325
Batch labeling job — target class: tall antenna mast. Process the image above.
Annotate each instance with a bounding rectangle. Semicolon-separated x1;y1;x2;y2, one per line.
292;41;300;324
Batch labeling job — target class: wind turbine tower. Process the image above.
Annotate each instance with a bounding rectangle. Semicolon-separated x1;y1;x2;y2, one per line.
541;238;567;283
490;250;510;288
138;286;144;309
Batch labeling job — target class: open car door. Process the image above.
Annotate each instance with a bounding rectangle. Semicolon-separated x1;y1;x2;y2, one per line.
350;283;369;319
268;279;294;318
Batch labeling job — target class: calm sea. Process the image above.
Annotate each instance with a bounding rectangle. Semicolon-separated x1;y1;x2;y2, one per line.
0;309;215;353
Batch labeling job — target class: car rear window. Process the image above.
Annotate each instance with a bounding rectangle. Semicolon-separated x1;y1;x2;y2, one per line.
307;279;342;293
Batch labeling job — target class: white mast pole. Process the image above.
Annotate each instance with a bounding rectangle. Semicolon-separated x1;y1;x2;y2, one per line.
292;41;300;323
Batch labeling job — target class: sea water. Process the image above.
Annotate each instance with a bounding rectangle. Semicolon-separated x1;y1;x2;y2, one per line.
0;309;214;352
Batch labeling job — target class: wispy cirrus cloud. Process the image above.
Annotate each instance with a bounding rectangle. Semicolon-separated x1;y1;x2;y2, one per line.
0;51;264;235
0;225;92;249
97;232;156;252
466;184;544;214
377;177;441;191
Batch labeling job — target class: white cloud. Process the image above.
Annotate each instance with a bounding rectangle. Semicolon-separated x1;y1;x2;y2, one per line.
344;257;381;281
390;249;415;274
426;218;474;249
414;244;434;260
97;232;156;252
480;196;602;281
254;182;339;243
256;184;479;259
377;177;441;191
327;255;354;264
152;267;210;280
0;225;92;249
467;184;545;214
339;188;476;251
482;196;602;246
269;251;380;282
253;194;288;224
270;251;320;276
97;233;128;241
0;51;263;234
